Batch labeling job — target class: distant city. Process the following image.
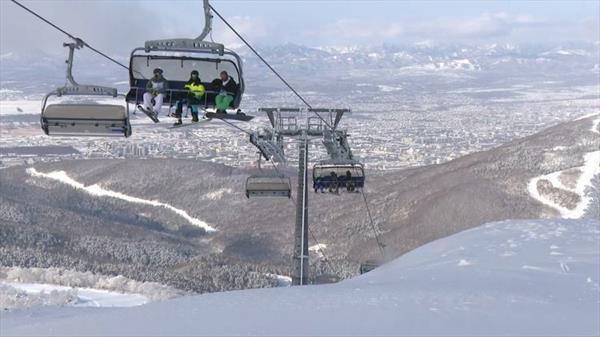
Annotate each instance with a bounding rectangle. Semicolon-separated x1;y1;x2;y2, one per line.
1;42;599;170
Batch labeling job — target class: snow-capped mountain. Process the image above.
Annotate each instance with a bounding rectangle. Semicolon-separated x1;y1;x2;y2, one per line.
1;41;598;98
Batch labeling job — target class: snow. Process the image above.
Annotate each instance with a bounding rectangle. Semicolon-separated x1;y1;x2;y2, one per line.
541;48;590;57
528;151;600;218
1;282;148;308
203;188;233;200
592;117;600;135
309;243;327;252
377;85;402;92
265;274;292;287
26;168;216;232
1;266;182;304
0;100;38;115
2;218;598;336
309;243;328;258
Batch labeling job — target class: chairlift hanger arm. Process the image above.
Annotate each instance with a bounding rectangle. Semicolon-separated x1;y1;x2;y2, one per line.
249;129;286;164
143;0;223;54
63;41;81;87
52;41;119;98
197;0;213;41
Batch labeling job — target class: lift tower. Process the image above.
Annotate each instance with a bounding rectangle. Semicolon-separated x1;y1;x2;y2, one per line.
251;108;351;285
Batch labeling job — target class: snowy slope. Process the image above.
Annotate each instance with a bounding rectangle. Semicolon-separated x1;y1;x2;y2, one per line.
1;282;148;308
2;218;598;336
527;114;600;218
528;151;600;218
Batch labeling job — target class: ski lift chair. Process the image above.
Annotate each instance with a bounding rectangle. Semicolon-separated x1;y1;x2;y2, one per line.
246;174;291;198
41;40;131;137
313;161;365;193
126;0;244;114
359;260;380;274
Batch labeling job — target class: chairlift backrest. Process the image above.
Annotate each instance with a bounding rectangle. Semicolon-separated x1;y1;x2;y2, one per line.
246;175;291;198
126;0;244;110
40;41;130;138
130;54;241;84
313;163;365;178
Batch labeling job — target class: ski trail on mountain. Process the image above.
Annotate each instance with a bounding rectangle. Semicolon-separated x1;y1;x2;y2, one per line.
528;151;600;218
591;117;600;135
26;168;216;232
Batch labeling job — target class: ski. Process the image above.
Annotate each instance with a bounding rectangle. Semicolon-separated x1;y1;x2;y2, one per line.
205;111;254;122
137;105;160;123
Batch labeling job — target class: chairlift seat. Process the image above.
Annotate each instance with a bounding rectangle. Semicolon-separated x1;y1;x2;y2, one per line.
246;176;291;198
127;52;243;110
359;260;380;274
41;104;131;137
313;162;365;192
126;80;234;110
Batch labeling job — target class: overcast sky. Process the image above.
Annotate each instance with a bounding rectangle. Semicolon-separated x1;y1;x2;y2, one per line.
1;0;598;57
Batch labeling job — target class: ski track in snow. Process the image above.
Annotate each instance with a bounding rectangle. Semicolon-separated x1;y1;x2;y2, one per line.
527;117;600;218
26;168;216;232
527;151;600;218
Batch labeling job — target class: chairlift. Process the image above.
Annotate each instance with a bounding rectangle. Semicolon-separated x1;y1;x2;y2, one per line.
126;0;244;114
245;174;292;198
245;151;291;198
312;161;365;193
359;260;380;274
41;40;131;137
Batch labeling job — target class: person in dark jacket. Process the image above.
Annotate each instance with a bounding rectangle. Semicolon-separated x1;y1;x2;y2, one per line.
213;71;237;113
174;70;205;125
328;171;339;194
345;170;355;192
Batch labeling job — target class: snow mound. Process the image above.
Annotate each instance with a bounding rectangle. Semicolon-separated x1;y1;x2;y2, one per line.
1;282;148;309
2;218;598;336
0;267;182;305
203;188;233;200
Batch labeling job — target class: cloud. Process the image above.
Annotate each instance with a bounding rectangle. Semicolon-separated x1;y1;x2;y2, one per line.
408;12;544;40
212;16;268;49
305;12;553;44
304;19;404;45
582;16;600;41
1;0;158;56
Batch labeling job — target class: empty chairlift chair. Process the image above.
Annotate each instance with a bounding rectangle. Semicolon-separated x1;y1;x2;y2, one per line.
245;174;292;198
41;40;131;138
359;260;380;274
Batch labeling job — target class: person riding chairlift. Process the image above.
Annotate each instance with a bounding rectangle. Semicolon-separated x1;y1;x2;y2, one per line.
314;177;325;193
212;71;238;113
141;68;169;116
328;171;339;194
173;70;205;126
345;170;356;192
